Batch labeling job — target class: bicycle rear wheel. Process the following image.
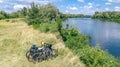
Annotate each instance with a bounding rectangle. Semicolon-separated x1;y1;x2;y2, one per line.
26;51;33;62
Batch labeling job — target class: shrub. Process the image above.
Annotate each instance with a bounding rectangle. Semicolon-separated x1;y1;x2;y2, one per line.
27;3;61;25
60;28;120;67
5;19;10;22
45;27;50;32
32;24;40;29
0;14;5;20
36;23;58;33
80;46;120;67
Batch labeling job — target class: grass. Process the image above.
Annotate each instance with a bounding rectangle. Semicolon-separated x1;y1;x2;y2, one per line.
32;22;58;33
0;19;85;67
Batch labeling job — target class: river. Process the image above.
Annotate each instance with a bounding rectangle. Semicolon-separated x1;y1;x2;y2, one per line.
63;18;120;58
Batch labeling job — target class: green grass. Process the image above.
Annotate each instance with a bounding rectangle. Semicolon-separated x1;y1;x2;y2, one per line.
39;23;58;33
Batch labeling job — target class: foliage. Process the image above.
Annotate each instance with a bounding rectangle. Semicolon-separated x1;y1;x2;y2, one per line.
9;11;23;18
0;14;5;20
64;14;91;18
21;7;28;17
26;3;61;25
0;11;8;20
60;28;120;67
80;46;119;67
92;11;120;23
26;3;66;33
0;9;27;20
56;18;62;31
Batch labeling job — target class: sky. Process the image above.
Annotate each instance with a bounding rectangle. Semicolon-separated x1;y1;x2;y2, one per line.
0;0;120;15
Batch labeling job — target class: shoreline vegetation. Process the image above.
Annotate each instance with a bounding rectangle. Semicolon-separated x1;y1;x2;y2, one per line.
92;11;120;23
0;3;120;67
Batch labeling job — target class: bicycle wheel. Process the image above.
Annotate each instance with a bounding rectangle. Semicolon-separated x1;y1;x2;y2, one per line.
37;53;44;62
26;50;33;62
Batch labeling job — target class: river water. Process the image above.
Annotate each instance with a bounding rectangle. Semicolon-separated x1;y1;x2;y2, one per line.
63;18;120;58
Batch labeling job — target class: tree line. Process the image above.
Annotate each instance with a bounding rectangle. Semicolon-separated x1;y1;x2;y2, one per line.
64;14;91;18
92;11;120;23
0;3;90;21
0;7;27;20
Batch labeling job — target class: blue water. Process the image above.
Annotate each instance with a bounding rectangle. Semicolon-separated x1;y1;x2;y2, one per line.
63;18;120;58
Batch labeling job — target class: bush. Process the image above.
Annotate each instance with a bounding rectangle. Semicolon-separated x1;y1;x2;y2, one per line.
32;24;40;29
60;28;120;67
27;3;61;25
45;27;50;32
5;19;10;22
70;28;79;36
80;46;119;67
0;14;5;20
56;19;62;31
36;23;58;33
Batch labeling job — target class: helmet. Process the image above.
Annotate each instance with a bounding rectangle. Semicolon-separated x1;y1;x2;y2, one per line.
32;44;36;47
41;40;45;46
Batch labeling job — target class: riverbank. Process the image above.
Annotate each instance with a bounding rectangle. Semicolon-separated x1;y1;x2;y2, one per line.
64;18;120;58
30;17;120;66
0;19;85;67
59;28;120;67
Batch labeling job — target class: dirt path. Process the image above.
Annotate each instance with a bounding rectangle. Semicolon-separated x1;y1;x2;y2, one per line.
0;19;85;67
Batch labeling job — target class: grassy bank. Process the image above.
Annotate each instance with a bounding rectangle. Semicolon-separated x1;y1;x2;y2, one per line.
0;19;85;67
59;28;120;67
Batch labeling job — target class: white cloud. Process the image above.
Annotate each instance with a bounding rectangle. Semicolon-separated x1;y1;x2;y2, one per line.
65;10;69;13
17;0;63;6
19;0;62;3
84;5;92;9
105;8;110;11
66;4;95;15
78;0;84;2
19;0;60;2
88;3;92;5
69;7;78;10
0;0;63;13
14;4;28;9
108;0;120;3
83;2;93;9
115;6;120;11
105;2;111;5
73;2;95;15
0;0;3;3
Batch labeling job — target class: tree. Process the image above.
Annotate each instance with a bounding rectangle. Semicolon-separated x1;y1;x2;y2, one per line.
21;7;28;17
27;2;40;25
0;11;8;20
27;3;62;25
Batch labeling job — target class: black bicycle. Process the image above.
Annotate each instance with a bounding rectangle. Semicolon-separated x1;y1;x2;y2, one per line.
26;44;58;63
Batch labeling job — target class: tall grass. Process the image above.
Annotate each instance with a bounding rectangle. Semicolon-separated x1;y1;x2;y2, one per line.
33;23;58;33
0;19;85;67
